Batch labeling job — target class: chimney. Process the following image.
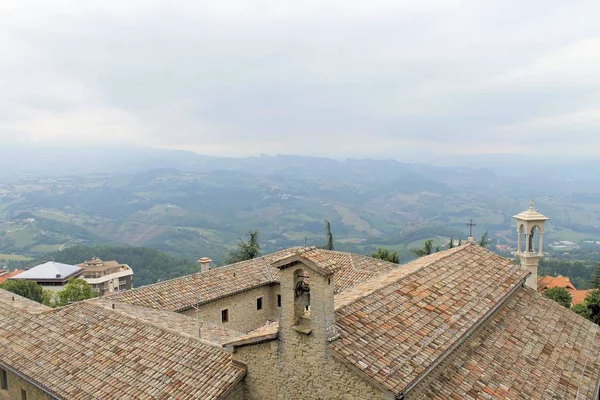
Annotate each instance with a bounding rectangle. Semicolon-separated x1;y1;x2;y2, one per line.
198;257;212;273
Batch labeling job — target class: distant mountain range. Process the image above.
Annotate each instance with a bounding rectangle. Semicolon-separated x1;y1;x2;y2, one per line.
0;146;599;263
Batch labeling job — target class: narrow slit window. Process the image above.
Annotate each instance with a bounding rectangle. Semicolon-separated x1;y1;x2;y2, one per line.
21;389;27;400
277;294;281;307
221;309;229;323
1;369;7;390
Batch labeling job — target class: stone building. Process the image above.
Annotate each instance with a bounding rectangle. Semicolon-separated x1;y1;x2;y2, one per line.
1;203;600;399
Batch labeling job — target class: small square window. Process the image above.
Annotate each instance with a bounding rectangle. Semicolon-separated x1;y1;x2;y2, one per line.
277;294;281;307
257;297;263;311
221;309;229;323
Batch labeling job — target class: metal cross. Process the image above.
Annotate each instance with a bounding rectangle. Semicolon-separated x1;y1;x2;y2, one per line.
304;236;308;247
467;219;476;237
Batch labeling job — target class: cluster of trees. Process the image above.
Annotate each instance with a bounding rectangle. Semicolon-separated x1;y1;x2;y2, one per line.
0;278;96;307
370;248;400;263
226;220;336;264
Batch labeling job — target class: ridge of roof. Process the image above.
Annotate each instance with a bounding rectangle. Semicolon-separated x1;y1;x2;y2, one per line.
105;247;399;312
0;288;50;314
416;287;600;399
334;244;468;311
272;246;341;275
330;244;530;396
104;247;302;311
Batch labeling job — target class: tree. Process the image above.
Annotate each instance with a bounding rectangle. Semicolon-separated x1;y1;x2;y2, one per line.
586;290;600;324
543;287;573;308
479;231;490;248
572;303;591;319
226;230;261;264
371;248;399;264
591;264;600;289
55;278;95;307
0;280;44;303
324;220;334;251
410;240;433;258
448;237;454;249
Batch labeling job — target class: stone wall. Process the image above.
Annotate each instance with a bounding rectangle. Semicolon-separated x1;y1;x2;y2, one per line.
182;285;281;332
233;341;279;400
0;368;52;400
233;338;391;400
230;260;392;400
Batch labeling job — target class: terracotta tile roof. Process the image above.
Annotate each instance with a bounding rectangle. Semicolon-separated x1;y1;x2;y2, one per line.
572;289;590;306
272;246;342;275
0;288;50;314
538;275;577;291
0;269;25;284
106;247;398;312
330;244;529;396
0;303;245;399
417;288;600;399
92;299;244;346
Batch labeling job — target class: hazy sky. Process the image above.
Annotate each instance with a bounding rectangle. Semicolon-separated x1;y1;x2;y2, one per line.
1;0;599;159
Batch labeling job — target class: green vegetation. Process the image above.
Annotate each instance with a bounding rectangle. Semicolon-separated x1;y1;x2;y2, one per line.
591;264;600;289
478;231;490;248
2;153;600;290
324;220;334;251
410;239;434;258
226;230;261;264
587;290;600;324
573;290;600;325
0;253;32;261
0;280;45;303
543;287;573;308
573;303;591;319
371;248;399;263
54;278;96;307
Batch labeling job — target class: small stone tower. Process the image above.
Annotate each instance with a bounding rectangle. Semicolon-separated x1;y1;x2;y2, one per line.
272;247;339;343
513;201;550;290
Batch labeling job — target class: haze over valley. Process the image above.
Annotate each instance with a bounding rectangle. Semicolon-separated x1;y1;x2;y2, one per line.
1;147;599;283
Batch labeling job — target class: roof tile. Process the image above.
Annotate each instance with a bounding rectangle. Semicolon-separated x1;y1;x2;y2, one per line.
416;288;600;399
330;244;529;395
0;303;245;399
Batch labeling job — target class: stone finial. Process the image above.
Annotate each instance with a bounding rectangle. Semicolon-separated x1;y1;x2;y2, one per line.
529;200;534;209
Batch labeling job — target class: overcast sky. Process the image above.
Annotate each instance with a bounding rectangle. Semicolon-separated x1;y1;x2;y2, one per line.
0;0;599;160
